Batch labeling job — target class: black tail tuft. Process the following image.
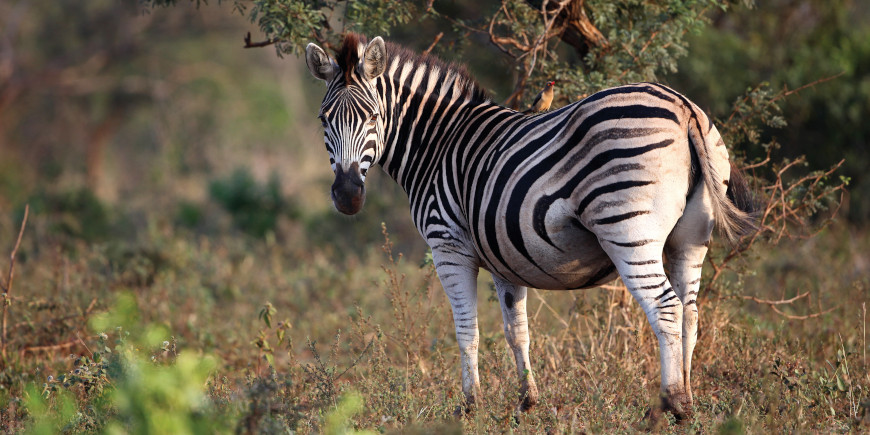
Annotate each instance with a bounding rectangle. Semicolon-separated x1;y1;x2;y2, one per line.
724;163;760;239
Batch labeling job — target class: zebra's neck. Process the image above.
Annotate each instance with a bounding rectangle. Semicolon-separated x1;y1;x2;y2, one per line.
374;55;515;198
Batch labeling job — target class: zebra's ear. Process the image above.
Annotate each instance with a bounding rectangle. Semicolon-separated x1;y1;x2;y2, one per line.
360;36;387;81
306;43;335;82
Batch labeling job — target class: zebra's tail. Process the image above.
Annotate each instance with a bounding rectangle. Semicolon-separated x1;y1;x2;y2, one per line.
687;106;758;245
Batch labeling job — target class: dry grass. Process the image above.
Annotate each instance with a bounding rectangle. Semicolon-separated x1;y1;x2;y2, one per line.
0;206;867;432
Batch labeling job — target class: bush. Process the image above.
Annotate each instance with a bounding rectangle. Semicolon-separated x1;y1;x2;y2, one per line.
24;188;112;243
208;168;297;238
29;293;225;434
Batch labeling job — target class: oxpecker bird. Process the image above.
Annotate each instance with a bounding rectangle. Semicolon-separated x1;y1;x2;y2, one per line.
523;80;555;113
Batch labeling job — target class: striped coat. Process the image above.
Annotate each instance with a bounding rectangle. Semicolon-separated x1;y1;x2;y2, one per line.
306;33;754;416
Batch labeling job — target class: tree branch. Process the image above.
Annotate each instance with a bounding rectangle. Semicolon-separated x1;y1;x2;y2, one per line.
524;0;608;56
244;32;280;49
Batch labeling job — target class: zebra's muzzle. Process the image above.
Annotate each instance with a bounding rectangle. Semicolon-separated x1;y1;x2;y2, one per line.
331;162;366;215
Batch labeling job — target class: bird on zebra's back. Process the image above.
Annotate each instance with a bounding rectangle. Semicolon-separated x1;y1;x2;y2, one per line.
522;80;556;113
304;32;756;420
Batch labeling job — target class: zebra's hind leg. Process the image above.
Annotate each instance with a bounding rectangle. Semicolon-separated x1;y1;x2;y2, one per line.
598;240;691;417
492;275;538;412
665;185;716;410
663;242;707;409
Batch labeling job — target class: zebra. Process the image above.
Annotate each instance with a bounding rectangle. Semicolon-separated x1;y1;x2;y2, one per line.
304;33;755;417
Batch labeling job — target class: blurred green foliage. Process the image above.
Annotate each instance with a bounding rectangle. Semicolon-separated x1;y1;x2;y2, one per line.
141;0;722;101
175;201;205;228
323;391;376;435
209;168;298;238
669;0;870;221
25;188;111;243
549;0;725;95
23;385;77;435
26;293;224;433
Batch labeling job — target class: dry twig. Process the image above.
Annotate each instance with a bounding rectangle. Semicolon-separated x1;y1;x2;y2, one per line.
422;32;444;56
741;291;810;306
1;204;29;360
768;305;837;320
20;339;81;355
10;297;98;339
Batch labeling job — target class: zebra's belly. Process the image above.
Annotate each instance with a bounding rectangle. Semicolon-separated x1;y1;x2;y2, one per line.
486;216;618;290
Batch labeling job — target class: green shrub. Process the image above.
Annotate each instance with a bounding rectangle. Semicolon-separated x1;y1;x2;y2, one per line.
175;201;204;229
208;168;296;237
29;293;225;434
24;188;111;242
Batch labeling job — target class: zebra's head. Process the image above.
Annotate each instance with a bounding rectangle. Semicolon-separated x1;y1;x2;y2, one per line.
305;34;387;215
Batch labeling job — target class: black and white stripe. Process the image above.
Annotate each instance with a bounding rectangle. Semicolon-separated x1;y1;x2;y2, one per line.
305;34;755;415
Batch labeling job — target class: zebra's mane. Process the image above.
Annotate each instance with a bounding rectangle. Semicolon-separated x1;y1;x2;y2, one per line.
334;33;489;103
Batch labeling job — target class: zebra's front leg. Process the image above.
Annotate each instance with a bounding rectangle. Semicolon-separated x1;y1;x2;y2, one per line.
432;250;481;412
492;275;538;412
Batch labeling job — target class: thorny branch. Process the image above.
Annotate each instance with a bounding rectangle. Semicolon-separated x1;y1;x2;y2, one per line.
500;0;570;108
770;72;844;104
700;153;847;321
10;298;98;335
726;73;845;124
727;292;839;320
526;0;570;77
704;153;847;289
0;208;100;361
524;0;607;54
768;305;838;320
20;339;82;355
335;337;374;381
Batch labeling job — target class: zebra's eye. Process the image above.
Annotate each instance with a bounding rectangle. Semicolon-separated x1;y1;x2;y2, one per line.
367;113;378;126
318;115;328;128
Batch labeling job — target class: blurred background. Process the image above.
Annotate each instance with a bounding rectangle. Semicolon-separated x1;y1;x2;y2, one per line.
1;0;867;252
1;0;868;431
0;0;435;258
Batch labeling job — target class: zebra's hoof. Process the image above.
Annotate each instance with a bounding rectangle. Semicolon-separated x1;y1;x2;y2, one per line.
453;395;475;418
518;391;538;412
517;381;539;413
452;404;473;419
661;392;693;421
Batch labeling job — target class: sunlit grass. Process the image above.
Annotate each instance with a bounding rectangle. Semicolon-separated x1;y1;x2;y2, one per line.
1;211;867;432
